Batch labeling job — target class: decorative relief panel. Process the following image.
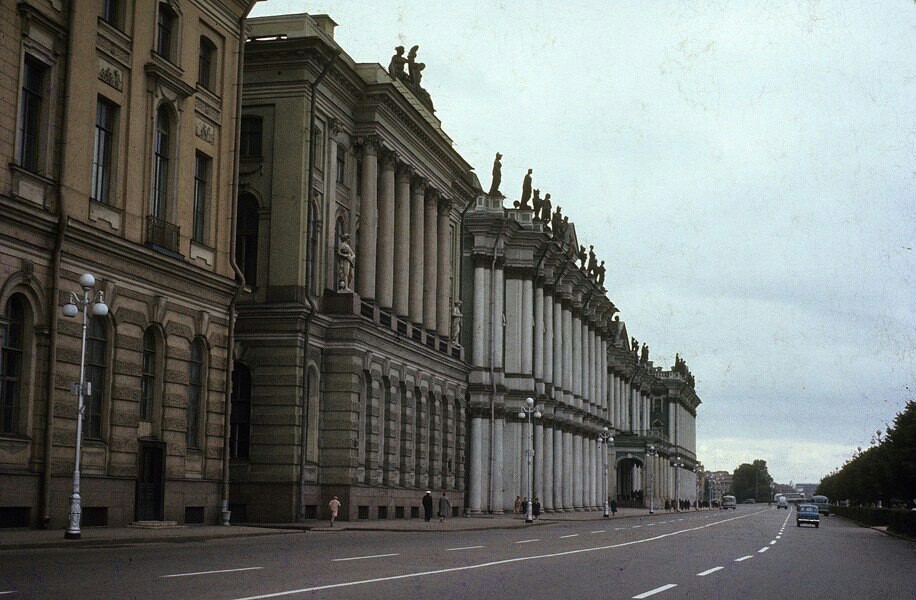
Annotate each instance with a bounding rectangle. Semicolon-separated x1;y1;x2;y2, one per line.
98;59;123;91
195;119;215;144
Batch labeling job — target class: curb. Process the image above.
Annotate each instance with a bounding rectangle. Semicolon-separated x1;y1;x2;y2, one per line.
0;529;300;552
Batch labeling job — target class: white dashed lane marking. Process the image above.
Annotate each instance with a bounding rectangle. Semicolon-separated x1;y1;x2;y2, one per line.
515;539;539;544
332;553;400;562
590;530;605;534
446;546;484;552
735;555;753;562
696;566;724;577
560;534;579;539
633;583;678;598
758;547;770;553
160;567;264;578
770;541;776;545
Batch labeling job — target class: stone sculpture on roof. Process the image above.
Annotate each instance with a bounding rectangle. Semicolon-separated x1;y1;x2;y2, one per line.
518;168;533;210
388;46;407;79
532;189;542;219
488;152;503;197
389;44;435;111
577;245;587;270
641;343;649;364
587;245;597;276
596;260;606;286
540;193;552;225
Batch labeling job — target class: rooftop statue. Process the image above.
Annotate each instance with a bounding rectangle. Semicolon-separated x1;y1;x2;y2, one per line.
596;260;606;286
337;233;355;292
641;343;649;364
388;46;407;80
587;245;597;276
519;169;533;210
551;205;563;233
488;152;503;197
407;45;420;83
631;337;638;357
578;245;587;270
540;193;552;227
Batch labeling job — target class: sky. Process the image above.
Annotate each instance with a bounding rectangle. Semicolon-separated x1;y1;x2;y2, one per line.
251;1;915;485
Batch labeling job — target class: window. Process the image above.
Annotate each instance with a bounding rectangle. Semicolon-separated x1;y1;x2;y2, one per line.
140;329;156;421
152;106;171;219
186;340;203;448
84;317;107;439
235;194;258;287
307;198;319;292
18;56;46;173
198;37;216;91
193;153;211;243
336;144;346;184
311;126;324;171
92;98;117;203
100;0;120;27
0;297;25;434
229;365;251;458
156;4;176;61
239;116;262;158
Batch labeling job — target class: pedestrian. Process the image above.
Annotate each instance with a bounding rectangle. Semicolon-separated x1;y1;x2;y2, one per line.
532;497;541;519
422;490;433;522
514;495;522;515
521;497;529;517
328;496;340;527
439;492;451;523
610;499;618;516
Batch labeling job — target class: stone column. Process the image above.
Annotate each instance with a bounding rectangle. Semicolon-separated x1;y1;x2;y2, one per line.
521;278;534;376
563;307;573;403
415;387;428;489
563;427;573;510
491;417;504;513
357;137;378;300
393;163;412;317
409;176;425;324
583;322;591;405
472;261;488;367
589;329;597;406
376;150;396;308
533;285;544;382
553;299;563;401
543;290;554;388
469;416;483;513
571;313;582;405
572;432;582;510
399;385;415;487
553;424;564;511
383;380;401;486
534;419;544;506
543;423;554;511
436;197;452;338
423;190;439;332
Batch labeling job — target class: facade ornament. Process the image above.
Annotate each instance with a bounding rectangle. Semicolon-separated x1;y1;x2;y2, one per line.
451;300;463;343
337;233;355;292
517;168;533;210
388;45;407;80
540;193;552;226
488;152;503;197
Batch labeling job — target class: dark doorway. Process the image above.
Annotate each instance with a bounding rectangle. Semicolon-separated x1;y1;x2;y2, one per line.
135;443;165;521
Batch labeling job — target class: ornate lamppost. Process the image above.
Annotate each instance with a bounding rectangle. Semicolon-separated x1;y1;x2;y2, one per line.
646;444;657;514
598;427;613;517
671;455;685;512
62;273;108;539
518;397;541;524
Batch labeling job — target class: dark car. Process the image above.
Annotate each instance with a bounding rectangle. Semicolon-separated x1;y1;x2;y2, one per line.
797;504;820;528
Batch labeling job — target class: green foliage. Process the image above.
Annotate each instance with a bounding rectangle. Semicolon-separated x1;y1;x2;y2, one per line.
730;459;774;502
830;505;916;538
817;401;915;506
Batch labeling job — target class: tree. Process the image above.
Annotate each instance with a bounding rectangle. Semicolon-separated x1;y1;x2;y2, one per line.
731;460;774;502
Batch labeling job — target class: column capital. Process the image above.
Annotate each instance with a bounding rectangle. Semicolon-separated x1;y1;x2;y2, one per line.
355;134;381;156
379;147;398;171
411;173;428;194
396;162;414;183
328;117;344;137
438;195;453;214
425;186;440;206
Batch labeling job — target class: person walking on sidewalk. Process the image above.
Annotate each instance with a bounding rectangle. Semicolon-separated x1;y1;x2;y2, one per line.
439;492;451;523
610;499;618;516
422;491;434;522
514;495;522;515
532;498;541;520
328;496;341;527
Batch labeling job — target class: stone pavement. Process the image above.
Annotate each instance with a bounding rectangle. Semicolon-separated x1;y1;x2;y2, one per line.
0;508;714;550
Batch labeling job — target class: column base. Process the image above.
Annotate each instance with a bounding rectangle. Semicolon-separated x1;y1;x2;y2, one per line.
64;531;81;540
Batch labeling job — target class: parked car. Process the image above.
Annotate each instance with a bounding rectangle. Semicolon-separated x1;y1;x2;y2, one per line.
797;504;820;528
811;495;830;516
776;495;789;509
721;495;737;509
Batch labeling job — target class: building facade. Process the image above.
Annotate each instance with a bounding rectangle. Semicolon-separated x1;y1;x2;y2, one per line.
228;14;478;522
0;0;255;529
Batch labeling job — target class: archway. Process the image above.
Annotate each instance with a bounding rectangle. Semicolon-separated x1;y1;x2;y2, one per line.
616;456;645;508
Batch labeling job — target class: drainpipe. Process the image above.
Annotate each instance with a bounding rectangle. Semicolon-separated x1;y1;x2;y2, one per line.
221;2;257;525
297;49;338;522
40;0;78;529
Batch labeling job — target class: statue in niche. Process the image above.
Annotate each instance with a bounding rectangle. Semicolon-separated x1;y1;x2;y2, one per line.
388;46;407;80
337;233;356;292
407;45;420;83
488;152;503;197
587;245;597;276
641;343;649;364
540;193;552;225
577;245;587;270
451;300;463;343
595;260;606;286
518;168;533;210
531;189;542;219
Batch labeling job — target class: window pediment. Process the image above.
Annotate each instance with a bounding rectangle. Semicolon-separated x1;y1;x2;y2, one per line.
145;56;195;101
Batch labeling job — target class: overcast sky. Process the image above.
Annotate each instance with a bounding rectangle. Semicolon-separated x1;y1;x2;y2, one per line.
252;1;914;485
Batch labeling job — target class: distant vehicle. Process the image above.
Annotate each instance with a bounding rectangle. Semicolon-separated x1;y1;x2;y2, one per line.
742;498;756;504
811;495;830;516
776;495;789;509
797;504;820;528
721;495;737;510
779;492;806;503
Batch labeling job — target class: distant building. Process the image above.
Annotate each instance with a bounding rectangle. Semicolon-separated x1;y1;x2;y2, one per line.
795;483;818;499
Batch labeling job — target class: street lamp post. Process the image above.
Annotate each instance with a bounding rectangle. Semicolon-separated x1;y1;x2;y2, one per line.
598;427;613;518
671;455;684;512
518;397;541;524
646;444;657;514
62;273;108;540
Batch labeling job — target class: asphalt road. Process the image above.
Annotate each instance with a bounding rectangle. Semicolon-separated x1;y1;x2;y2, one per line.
1;507;913;599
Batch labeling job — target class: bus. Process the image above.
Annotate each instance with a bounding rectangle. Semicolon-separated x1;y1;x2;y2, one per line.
811;495;830;516
774;492;806;503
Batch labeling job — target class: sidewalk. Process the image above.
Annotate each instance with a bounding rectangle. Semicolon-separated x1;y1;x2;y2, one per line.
0;508;714;550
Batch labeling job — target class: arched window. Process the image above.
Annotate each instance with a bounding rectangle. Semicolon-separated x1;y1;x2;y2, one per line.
198;36;216;90
140;328;156;421
186;339;204;449
152;106;171;219
229;364;251;458
0;296;25;434
156;3;178;62
236;194;259;287
85;317;108;439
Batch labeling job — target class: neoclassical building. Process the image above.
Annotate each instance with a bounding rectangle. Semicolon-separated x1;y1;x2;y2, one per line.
228;13;478;522
0;0;256;529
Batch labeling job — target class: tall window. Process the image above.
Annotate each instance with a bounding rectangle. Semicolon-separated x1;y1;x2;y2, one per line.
156;4;176;61
92;98;116;203
18;56;46;172
229;365;251;458
84;317;107;439
0;297;25;434
311;126;324;170
100;0;120;27
186;340;203;448
240;116;262;158
193;153;211;243
140;328;156;421
307;198;319;292
152;106;171;219
236;194;258;287
336;144;346;184
198;37;216;90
